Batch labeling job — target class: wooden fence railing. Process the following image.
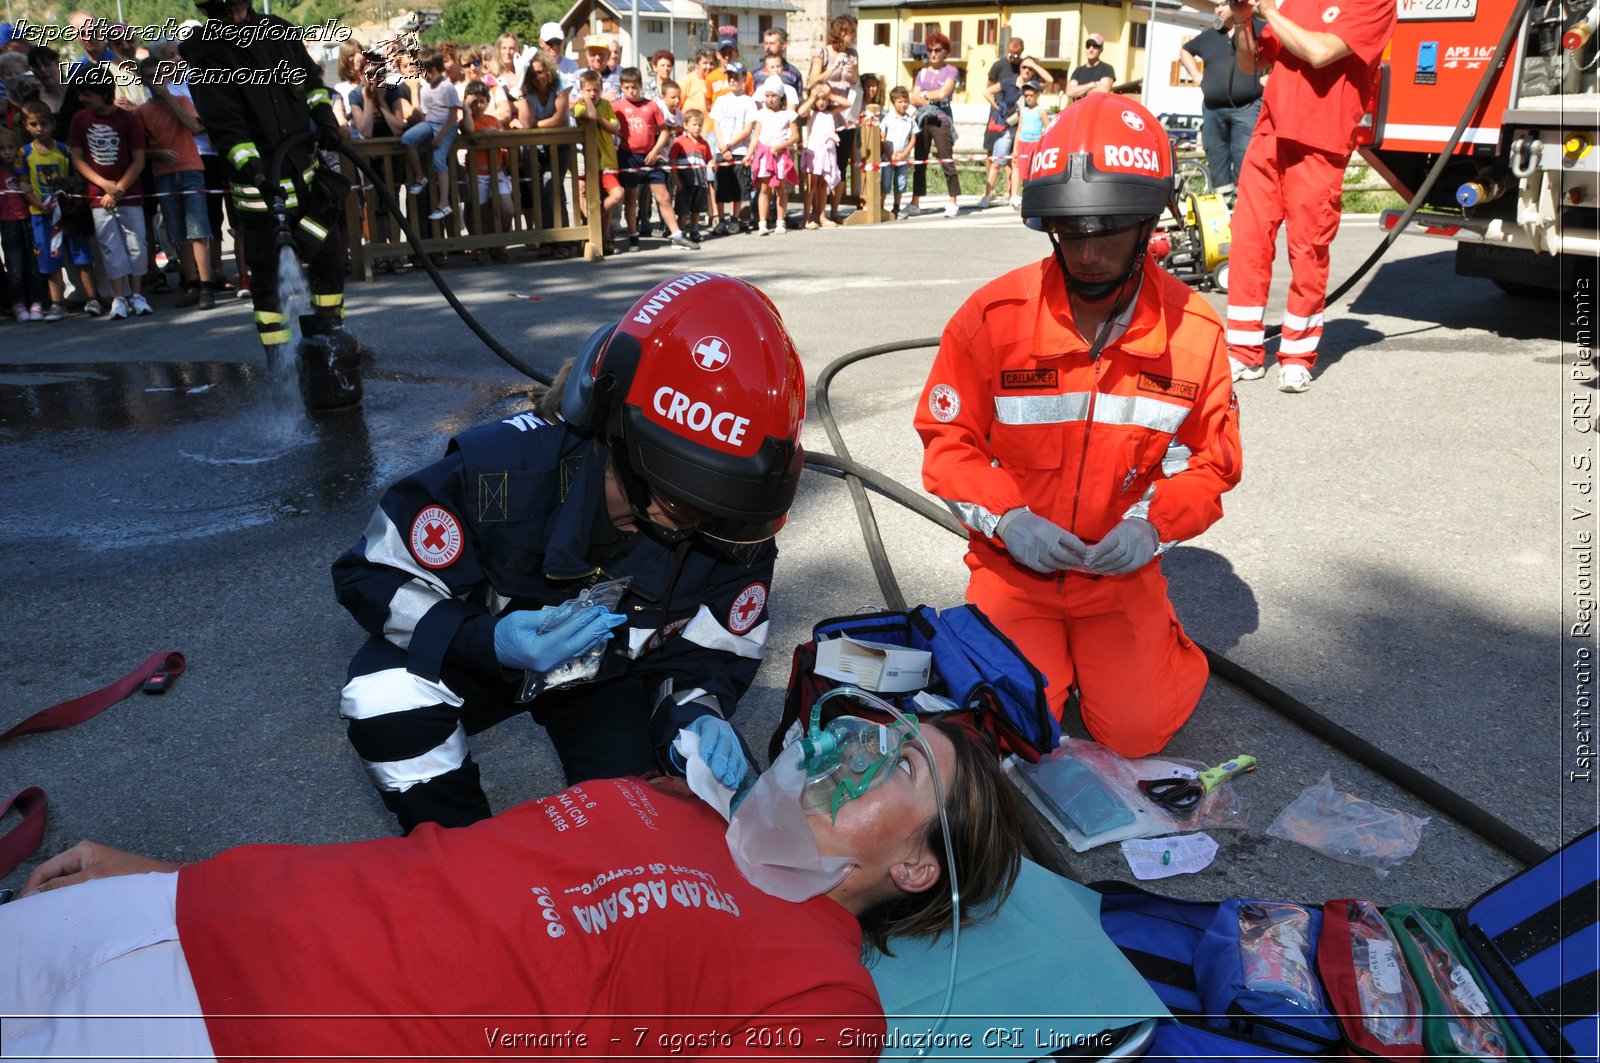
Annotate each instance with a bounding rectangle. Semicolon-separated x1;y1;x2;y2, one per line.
340;125;604;278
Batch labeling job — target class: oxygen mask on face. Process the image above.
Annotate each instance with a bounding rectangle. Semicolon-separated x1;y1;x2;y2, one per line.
797;714;916;822
724;689;917;902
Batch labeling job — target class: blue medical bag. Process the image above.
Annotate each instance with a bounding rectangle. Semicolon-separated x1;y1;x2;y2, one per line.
1093;825;1600;1062
771;605;1058;762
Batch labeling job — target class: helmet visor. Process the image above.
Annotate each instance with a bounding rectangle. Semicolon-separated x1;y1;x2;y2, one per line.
1045;214;1149;239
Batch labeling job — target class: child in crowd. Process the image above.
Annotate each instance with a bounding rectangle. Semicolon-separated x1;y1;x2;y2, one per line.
613;67;694;251
797;82;844;229
1011;80;1046;208
1;128;46;321
20;101;99;321
667;109;712;242
648;79;684;236
860;73;883;112
137;58;214;311
760;55;800;107
709;64;756;233
67;71;149;319
462;80;513;260
402;54;463;222
879;86;917;219
657;81;685;129
748;77;798;236
570;69;624;255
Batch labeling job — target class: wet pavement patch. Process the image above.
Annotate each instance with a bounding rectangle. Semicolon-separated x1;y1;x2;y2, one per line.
2;362;534;555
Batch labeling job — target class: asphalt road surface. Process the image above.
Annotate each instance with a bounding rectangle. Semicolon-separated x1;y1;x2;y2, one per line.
2;204;1594;913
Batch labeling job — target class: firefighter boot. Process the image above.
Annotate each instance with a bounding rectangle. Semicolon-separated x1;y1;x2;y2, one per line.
296;309;363;413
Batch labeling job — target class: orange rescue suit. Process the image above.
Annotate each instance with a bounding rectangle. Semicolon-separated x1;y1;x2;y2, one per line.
916;255;1243;756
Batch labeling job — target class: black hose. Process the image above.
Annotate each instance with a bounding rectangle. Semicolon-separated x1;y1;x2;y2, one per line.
813;337;944;612
1262;0;1535;341
265;132;553;385
810;337;1549;867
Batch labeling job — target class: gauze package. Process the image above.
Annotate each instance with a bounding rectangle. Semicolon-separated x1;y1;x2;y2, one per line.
726;741;856;902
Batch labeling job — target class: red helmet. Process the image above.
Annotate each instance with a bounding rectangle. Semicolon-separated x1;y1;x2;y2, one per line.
561;273;805;543
1020;95;1176;229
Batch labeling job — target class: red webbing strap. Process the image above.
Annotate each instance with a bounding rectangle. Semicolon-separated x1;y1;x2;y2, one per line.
0;651;186;742
0;652;186;879
0;787;47;881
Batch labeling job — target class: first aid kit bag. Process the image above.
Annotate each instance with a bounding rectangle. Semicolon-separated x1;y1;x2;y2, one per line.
1096;885;1343;1061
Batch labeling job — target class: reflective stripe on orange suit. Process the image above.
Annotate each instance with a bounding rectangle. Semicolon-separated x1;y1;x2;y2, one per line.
915;254;1243;757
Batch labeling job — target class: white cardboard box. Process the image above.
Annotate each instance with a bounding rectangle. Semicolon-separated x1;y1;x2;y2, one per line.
814;637;933;693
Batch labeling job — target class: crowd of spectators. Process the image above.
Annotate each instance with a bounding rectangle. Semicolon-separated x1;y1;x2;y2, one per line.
0;10;1113;325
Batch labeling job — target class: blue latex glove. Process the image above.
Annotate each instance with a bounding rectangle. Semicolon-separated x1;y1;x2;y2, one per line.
997;508;1087;574
493;604;625;673
1084;518;1159;575
684;715;755;791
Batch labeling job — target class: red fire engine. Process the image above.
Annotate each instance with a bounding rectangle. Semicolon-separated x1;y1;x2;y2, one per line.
1362;0;1598;293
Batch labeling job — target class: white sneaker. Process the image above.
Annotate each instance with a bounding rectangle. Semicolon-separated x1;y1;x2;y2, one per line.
943;202;960;218
774;220;787;235
975;194;992;209
669;231;698;250
407;180;426;196
757;225;771;236
1009;195;1022;209
108;296;130;320
1229;356;1266;382
1277;364;1313;393
129;293;153;316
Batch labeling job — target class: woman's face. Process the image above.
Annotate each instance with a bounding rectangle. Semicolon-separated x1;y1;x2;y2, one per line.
697;54;714;75
499;38;518;64
655;57;672;81
926;42;947;66
807;724;955;878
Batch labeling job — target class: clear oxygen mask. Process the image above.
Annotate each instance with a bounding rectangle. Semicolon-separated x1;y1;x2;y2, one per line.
797;714;917;821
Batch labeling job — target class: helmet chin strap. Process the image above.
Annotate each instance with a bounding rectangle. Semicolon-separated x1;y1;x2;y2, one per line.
1047;217;1157;361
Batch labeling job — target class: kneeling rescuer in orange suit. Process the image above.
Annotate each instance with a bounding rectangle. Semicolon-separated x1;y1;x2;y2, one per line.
916;94;1243;757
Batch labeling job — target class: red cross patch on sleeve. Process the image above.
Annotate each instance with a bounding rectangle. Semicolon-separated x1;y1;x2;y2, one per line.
410;505;464;569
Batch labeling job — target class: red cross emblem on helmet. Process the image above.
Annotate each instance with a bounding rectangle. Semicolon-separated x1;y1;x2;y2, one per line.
560;273;806;543
692;336;732;371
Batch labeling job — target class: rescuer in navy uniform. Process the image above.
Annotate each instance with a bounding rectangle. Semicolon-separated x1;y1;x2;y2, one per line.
332;274;807;833
179;0;361;411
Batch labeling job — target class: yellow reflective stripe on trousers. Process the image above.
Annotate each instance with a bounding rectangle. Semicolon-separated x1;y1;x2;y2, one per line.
994;391;1190;434
255;310;289;344
311;293;343;307
298;217;328;241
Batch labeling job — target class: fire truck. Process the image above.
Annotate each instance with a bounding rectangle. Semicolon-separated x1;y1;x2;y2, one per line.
1362;0;1599;294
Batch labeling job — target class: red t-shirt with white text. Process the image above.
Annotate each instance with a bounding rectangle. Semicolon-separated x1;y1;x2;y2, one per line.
176;778;885;1059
